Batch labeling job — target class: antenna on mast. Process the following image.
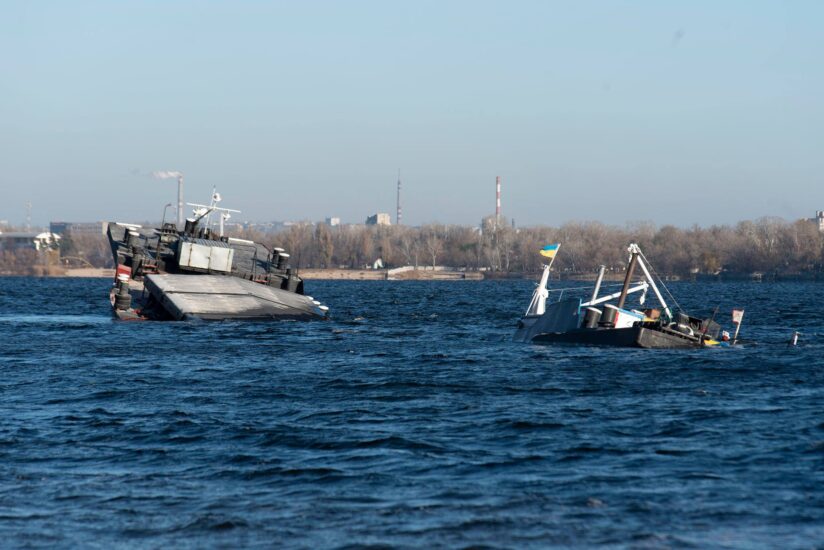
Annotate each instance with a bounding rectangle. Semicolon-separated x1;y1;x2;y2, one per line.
186;197;240;238
206;186;222;229
396;169;402;225
25;201;32;231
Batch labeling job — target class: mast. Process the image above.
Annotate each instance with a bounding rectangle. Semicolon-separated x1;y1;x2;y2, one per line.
525;245;560;316
186;200;240;235
526;264;551;316
617;249;639;309
590;265;606;302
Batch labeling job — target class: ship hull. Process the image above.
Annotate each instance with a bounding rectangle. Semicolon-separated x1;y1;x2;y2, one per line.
530;325;701;349
114;274;326;321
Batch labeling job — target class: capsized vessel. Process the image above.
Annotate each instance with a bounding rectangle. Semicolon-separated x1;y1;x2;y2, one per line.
107;192;329;321
514;243;729;348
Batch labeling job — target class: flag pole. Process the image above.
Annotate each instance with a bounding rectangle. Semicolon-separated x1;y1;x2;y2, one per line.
546;243;560;274
545;253;556;274
527;244;560;316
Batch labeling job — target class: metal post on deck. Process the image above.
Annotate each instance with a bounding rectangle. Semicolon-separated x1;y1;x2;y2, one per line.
617;253;639;310
591;265;606;303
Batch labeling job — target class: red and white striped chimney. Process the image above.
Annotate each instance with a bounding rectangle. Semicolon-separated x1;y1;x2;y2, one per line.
495;176;501;219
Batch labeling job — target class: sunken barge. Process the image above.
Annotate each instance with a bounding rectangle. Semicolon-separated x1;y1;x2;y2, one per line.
107;193;328;321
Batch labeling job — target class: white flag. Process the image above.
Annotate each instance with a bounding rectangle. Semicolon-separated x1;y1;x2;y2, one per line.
732;309;744;324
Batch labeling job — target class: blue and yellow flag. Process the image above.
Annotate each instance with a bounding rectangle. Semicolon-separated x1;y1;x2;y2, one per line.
539;243;560;259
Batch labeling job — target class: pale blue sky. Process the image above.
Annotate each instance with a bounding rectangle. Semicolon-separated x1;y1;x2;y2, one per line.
1;1;822;226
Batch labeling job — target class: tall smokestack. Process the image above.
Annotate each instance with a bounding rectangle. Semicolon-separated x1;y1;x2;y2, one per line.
152;171;185;228
396;170;402;225
496;176;501;220
177;175;184;228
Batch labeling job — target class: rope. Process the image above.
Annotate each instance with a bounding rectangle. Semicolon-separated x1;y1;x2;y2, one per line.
637;248;683;313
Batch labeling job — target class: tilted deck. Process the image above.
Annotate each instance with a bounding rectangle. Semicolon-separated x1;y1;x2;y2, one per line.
144;274;324;320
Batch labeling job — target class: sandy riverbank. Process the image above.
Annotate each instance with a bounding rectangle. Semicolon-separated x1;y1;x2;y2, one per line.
299;269;387;280
63;268;116;278
299;268;484;280
34;267;482;280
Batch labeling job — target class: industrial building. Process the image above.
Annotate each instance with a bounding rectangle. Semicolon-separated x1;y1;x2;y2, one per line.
0;232;60;251
49;221;108;235
810;211;824;232
365;213;391;226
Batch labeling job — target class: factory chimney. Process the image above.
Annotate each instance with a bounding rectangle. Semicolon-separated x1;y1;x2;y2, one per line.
496;176;501;221
396;170;402;225
177;174;184;228
151;171;185;228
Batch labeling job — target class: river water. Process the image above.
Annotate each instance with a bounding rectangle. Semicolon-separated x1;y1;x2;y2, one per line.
0;277;822;548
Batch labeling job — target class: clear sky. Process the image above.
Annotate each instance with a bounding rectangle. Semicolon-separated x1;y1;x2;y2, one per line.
2;1;822;227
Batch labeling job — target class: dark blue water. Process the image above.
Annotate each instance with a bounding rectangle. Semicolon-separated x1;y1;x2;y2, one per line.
0;277;822;548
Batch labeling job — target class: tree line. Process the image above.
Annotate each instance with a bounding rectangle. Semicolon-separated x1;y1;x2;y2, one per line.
231;216;824;277
1;216;823;277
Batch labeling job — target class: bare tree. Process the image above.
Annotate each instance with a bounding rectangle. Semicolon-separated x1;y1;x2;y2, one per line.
397;229;420;267
422;225;444;268
314;224;334;268
7;214;824;278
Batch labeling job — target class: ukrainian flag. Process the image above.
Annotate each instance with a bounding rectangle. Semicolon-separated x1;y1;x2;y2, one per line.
540;243;560;259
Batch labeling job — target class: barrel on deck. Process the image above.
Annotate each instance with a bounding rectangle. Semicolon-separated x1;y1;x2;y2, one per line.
599;304;618;327
583;307;602;328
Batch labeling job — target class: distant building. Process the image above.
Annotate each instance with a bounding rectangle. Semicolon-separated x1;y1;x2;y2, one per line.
325;217;341;227
0;232;60;251
49;221;107;235
240;221;294;234
811;211;824;232
365;213;391;226
480;215;509;234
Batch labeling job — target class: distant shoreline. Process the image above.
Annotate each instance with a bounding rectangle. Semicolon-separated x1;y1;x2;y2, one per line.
0;268;116;278
2;268;823;282
64;268;116;278
300;268;485;280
